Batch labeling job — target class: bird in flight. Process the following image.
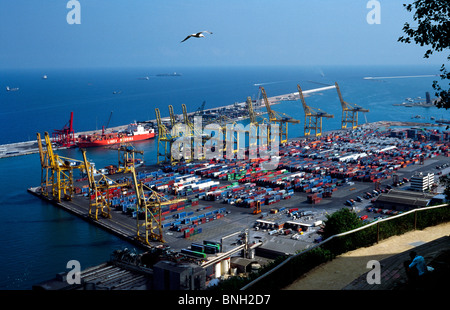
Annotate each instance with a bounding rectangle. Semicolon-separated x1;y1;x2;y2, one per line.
181;31;213;43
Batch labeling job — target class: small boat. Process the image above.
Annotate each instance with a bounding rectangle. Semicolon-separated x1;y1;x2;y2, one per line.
6;86;19;92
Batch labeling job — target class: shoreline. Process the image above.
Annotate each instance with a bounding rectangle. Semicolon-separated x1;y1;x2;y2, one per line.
0;119;441;160
0;88;443;159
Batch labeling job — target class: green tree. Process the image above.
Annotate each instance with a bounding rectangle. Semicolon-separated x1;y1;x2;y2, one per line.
440;174;450;202
319;208;362;240
398;0;450;109
319;208;365;255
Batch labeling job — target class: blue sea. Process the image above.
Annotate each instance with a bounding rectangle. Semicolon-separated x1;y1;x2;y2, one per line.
0;65;448;289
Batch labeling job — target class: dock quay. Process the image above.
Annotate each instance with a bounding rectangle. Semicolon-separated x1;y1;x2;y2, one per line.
0;140;68;159
0;118;441;159
30;124;450;290
0;85;354;160
0;89;289;159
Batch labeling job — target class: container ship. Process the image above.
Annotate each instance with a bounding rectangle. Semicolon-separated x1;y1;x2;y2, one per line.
76;123;156;148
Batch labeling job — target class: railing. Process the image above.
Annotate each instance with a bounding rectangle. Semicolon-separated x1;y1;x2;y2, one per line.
241;203;449;290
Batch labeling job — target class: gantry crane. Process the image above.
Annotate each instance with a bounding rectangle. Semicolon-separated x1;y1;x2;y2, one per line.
195;101;206;116
37;132;50;197
81;149;129;220
245;96;263;152
37;131;86;202
335;82;369;130
297;84;334;137
155;107;179;165
250;93;274;147
260;87;300;144
246;96;257;126
205;113;240;158
116;143;144;174
130;166;185;244
181;103;210;161
168;104;177;128
52;111;76;147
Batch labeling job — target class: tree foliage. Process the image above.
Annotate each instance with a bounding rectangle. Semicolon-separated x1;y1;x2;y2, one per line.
440;174;450;202
320;208;362;240
398;0;450;109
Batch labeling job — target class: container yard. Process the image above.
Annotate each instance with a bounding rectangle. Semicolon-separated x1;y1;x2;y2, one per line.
30;122;450;289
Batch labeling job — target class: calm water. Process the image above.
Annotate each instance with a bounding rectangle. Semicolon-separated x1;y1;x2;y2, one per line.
0;65;448;289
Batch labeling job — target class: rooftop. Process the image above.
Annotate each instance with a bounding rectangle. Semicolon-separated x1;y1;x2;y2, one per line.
375;189;436;208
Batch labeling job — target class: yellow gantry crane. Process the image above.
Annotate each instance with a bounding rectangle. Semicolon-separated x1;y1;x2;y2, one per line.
130;166;185;244
37;132;50;197
260;86;300;144
37;132;85;202
246;96;258;126
245;96;264;152
297;84;334;137
168;104;177;128
155;107;179;165
205;113;240;157
81;149;129;221
335;82;369;130
181;103;211;161
181;103;197;161
116;143;144;174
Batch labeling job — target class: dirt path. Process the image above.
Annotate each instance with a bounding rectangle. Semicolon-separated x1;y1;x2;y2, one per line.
284;222;450;290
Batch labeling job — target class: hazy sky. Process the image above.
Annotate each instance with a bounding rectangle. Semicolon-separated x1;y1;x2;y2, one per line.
0;0;447;69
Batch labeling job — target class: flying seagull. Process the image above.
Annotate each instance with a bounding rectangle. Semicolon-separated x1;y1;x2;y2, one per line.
181;31;213;43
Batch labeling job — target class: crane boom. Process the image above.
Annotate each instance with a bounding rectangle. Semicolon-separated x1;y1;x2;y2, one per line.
169;105;176;128
260;87;275;121
130;166;185;244
246;96;257;125
297;84;333;137
259;86;299;144
335;82;369;129
39;132;86;202
182;104;193;129
155;107;178;165
297;84;311;115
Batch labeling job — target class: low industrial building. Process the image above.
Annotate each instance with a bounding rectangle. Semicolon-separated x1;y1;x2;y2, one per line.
373;189;436;211
230;257;260;274
152;261;206;290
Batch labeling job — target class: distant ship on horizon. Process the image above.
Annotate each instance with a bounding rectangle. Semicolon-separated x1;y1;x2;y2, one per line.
156;72;182;77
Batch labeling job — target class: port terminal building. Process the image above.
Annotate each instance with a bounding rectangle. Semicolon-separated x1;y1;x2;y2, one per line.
410;172;435;192
373;189;438;211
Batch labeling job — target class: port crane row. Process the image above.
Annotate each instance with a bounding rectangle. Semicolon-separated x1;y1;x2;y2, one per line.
154;83;368;165
37;131;175;244
34;82;368;245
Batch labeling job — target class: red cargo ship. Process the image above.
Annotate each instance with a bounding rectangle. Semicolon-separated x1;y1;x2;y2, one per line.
76;123;156;148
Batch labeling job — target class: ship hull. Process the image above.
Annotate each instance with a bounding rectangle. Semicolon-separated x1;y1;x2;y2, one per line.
77;132;156;148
